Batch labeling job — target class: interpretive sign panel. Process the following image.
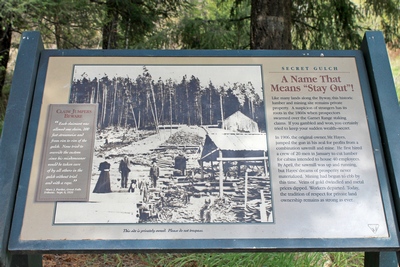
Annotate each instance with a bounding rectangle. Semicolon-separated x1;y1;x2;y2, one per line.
36;104;97;201
9;51;396;251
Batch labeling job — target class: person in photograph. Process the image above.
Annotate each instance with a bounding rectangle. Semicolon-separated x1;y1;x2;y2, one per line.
119;156;131;188
200;197;212;222
142;181;149;202
93;160;112;193
174;152;187;176
149;159;160;188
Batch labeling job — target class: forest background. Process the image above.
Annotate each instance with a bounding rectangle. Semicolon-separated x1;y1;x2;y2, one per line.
0;0;399;266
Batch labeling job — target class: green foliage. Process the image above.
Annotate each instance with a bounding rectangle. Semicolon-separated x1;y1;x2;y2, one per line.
100;0;192;49
23;0;103;48
177;0;400;50
292;0;364;49
363;0;400;48
175;0;250;49
391;53;400;102
0;0;30;23
2;0;192;50
1;0;398;50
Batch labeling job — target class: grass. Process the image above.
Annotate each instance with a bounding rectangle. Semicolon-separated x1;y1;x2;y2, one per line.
141;252;360;266
43;252;365;267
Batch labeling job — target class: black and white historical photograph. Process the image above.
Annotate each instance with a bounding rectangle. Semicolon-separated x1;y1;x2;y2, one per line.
54;64;272;224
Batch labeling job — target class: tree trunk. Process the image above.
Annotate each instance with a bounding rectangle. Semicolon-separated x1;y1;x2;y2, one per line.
250;0;291;49
185;82;190;125
0;22;11;97
102;0;119;49
110;80;117;126
220;94;224;129
149;82;159;132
